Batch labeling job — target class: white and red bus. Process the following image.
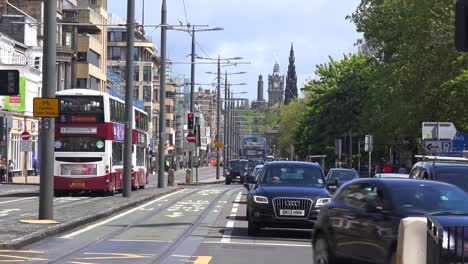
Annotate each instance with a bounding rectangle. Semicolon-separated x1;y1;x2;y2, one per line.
53;89;150;195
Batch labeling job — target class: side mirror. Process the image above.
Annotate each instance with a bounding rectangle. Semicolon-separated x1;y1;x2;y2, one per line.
327;179;338;187
245;175;257;184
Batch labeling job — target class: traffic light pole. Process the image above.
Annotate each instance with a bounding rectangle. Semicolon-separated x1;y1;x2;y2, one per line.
216;56;221;180
189;26;195;171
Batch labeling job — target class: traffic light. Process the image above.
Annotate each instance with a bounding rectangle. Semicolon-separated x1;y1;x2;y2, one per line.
456;0;468;51
0;70;19;96
188;113;194;130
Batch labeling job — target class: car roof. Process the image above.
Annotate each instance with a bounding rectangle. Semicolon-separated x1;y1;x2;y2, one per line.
254;165;264;169
265;161;320;167
375;173;409;178
329;168;357;172
416;161;468;168
346;178;458;188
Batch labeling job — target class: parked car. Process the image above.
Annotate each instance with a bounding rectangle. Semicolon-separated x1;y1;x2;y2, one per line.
326;168;359;193
374;173;410;178
245;161;331;235
225;159;249;185
312;178;468;264
409;159;468;192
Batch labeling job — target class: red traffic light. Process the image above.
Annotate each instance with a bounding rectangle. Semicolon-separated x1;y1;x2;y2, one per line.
188;113;194;130
188;113;193;119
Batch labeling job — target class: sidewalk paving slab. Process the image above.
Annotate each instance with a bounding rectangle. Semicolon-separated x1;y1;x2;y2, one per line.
0;185;181;249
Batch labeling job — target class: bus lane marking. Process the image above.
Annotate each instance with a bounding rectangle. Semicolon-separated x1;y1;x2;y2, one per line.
76;252;154;260
61;190;184;238
0;250;48;262
0;197;35;205
221;191;242;243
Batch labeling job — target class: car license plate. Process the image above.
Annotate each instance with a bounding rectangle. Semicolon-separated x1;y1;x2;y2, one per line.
280;209;305;216
71;182;85;187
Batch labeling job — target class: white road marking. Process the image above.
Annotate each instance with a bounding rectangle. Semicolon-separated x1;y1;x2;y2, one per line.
166;212;183;218
204;240;312;248
108;239;171;243
0;197;35;205
61;190;184;238
221;191;242;243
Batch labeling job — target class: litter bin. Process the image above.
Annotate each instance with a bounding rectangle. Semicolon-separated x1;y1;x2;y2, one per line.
185;169;192;184
168;169;175;186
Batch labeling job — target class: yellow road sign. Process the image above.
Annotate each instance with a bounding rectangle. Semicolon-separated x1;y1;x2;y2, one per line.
33;98;59;118
214;141;223;148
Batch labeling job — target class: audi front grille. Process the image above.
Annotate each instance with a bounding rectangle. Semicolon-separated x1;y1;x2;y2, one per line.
272;197;313;219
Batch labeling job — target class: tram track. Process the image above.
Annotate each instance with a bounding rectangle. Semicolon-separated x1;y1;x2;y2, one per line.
44;185;234;264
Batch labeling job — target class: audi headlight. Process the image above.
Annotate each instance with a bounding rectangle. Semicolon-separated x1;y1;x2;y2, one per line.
253;195;269;204
315;197;331;208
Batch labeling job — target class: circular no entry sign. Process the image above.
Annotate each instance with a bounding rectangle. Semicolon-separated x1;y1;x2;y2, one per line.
21;131;31;141
187;133;196;143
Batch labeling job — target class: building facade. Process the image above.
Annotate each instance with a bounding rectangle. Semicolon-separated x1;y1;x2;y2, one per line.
107;13;159;145
268;62;284;107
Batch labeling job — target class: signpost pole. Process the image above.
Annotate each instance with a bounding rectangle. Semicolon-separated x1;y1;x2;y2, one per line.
39;0;57;220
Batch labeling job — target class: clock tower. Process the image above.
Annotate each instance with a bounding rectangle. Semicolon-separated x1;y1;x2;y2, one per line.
268;62;285;107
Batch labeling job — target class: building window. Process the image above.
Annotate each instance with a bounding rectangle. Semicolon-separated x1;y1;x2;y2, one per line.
77;78;87;88
144;106;152;119
133;47;140;61
134;86;140;100
109;47;121;60
166;119;173;128
89;0;97;6
143;86;152;102
143;66;152;82
134;66;139;82
87;50;100;67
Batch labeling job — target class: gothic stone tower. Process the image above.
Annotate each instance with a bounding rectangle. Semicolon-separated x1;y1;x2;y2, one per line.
268;62;284;107
284;43;298;105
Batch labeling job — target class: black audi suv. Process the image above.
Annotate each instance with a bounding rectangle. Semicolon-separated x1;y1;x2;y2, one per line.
245;161;331;235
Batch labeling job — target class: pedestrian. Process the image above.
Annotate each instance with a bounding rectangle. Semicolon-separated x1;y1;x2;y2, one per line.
383;162;392;173
33;159;38;176
8;160;14;183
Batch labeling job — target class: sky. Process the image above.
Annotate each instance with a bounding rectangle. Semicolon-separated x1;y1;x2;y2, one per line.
108;0;362;101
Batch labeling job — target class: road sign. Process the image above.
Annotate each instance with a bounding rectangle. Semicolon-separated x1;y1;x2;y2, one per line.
20;140;32;152
365;135;373;152
186;133;196;143
33;98;59;118
21;131;30;141
424;140;442;153
215;141;223;148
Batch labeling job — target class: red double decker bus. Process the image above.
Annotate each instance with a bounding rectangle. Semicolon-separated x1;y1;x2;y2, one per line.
53;89;149;195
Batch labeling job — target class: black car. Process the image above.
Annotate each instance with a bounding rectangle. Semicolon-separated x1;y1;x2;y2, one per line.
225;159;249;185
312;178;468;264
409;160;468;192
246;161;331;235
326;168;359;193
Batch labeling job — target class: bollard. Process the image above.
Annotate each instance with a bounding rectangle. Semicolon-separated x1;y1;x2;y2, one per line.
168;169;175;186
185;169;192;184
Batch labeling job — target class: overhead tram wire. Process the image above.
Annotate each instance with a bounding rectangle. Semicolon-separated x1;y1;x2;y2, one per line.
182;0;189;25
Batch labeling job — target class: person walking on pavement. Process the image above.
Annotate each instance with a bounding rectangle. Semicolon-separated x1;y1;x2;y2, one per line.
33;159;38;176
8;160;14;183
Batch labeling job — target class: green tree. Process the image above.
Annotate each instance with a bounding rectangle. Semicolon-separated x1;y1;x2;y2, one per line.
278;98;308;157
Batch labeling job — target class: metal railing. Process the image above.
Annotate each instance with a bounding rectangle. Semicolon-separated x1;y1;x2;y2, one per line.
427;215;468;264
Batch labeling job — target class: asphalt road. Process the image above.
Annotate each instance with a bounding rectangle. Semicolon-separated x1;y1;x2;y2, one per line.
0;167;218;222
0;184;314;264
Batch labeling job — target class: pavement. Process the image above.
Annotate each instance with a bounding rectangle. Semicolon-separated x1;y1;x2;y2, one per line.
0;166;222;249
